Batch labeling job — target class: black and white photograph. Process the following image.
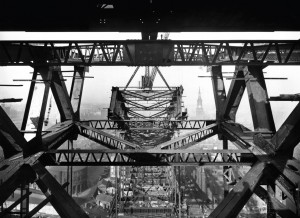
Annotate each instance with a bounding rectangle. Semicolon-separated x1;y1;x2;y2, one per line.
1;1;300;217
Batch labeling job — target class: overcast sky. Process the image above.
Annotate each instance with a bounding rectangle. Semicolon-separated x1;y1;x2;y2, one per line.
1;31;300;131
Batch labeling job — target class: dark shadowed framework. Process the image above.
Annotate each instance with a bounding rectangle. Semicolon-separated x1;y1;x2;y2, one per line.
0;1;300;218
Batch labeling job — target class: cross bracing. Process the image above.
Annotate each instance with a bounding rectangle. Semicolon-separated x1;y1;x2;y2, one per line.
0;39;300;218
0;40;300;66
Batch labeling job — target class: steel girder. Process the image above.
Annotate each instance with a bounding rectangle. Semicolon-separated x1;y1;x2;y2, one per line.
0;164;36;206
211;66;226;121
0;121;78;185
76;122;218;150
19;65;78;136
44;149;255;166
243;65;276;133
0;122;87;217
69;66;88;121
108;86;128;120
153;123;218;149
0;40;300;66
76;122;141;149
0;120;78;207
271;101;300;155
210;66;227;140
125;107;172;111
222;67;246;121
39;66;75;122
24;121;78;157
83;119;216;130
206;64;299;217
209;162;269;218
121;89;175;101
23;182;69;218
269;94;300;101
0;107;78;212
218;122;299;217
113;87;184;120
32;162;89;218
1;44;300;218
255;185;298;218
0;106;27;158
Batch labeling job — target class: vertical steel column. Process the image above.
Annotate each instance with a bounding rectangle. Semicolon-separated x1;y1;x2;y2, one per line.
211;66;226;139
70;140;73;195
222;67;246;121
20;183;29;218
40;66;74;121
223;139;229;197
120;166;125;205
21;69;38;134
178;166;181;218
174;166;177;211
267;183;276;218
37;67;52;135
115;165;118;218
296;184;300;216
0;165;36;206
70;66;87;121
67;140;74;195
33;162;89;218
244;66;275;134
0;180;2;213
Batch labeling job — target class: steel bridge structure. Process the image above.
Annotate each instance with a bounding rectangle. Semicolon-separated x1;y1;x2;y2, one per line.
0;39;299;217
1;2;300;217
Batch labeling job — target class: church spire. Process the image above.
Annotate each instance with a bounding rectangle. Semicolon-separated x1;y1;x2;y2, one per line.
197;87;202;109
196;87;204;118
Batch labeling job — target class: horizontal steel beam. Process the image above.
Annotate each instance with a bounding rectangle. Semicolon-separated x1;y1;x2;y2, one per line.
45;149;256;166
1;40;300;66
76;122;141;149
154;123;218;149
125;107;170;111
121;90;175;101
269;94;300;101
81;119;216;130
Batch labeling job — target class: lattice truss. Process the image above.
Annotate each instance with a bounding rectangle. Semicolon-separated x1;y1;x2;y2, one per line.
1;40;300;66
0;40;299;218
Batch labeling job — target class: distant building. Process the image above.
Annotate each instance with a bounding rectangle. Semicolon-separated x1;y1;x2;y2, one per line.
48;166;88;195
196;87;204;118
96;193;114;209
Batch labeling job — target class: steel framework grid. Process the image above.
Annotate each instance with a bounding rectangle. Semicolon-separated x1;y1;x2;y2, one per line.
0;40;299;218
